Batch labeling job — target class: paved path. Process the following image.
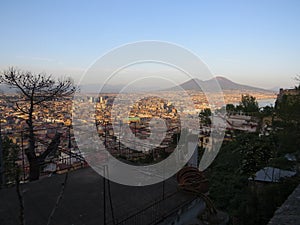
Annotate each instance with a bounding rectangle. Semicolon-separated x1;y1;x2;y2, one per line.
0;167;197;225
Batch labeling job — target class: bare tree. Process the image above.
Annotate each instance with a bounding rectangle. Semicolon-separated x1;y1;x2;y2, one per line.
0;67;76;181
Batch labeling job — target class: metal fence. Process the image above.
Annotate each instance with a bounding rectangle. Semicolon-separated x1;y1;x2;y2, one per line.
1;124;86;186
106;191;197;225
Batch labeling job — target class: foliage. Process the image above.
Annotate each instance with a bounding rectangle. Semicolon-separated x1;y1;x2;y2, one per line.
199;108;212;126
276;93;300;124
260;105;274;117
269;156;296;171
208;127;299;225
208;138;251;224
237;134;275;178
217;95;260;115
226;103;236;113
239;94;259;114
274;123;300;155
2;136;20;185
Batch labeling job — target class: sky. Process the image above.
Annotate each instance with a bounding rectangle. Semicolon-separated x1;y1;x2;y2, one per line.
0;0;300;89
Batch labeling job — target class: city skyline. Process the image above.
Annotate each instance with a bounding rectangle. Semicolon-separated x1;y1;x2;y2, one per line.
1;1;300;89
1;2;300;225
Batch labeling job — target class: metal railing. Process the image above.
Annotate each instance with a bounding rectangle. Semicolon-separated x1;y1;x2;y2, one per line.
1;124;87;186
107;191;197;225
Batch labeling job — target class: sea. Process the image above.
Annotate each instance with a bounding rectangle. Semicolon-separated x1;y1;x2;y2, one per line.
257;98;276;108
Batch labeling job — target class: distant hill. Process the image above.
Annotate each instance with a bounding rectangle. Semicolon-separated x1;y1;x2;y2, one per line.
0;84;17;93
78;83;162;93
268;86;281;92
78;83;123;93
169;76;273;93
0;76;274;94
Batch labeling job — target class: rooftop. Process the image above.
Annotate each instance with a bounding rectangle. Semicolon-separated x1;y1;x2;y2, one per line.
250;167;297;183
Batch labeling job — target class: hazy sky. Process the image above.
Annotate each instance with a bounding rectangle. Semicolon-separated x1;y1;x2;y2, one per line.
0;0;299;89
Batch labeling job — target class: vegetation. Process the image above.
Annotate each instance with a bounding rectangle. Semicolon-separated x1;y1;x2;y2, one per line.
209;133;299;224
238;94;259;114
219;94;260;115
276;94;300;124
199;108;212;126
0;67;76;181
238;134;275;178
2;136;20;185
208;91;300;225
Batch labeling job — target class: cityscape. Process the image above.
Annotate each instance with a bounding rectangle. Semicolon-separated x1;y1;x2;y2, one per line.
1;1;300;225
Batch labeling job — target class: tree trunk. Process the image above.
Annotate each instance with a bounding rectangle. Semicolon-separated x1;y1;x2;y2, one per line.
26;133;61;181
26;106;40;181
28;158;40;181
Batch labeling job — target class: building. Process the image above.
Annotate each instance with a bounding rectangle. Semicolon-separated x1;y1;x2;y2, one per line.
249;167;296;183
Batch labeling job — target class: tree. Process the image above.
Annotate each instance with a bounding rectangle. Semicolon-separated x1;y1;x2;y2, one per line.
238;134;274;178
260;105;274;117
0;67;75;181
226;103;236;113
276;92;300;124
276;76;300;124
239;94;259;114
199;108;212;126
2;136;20;185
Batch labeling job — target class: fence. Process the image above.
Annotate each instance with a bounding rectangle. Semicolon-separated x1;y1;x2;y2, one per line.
1;124;86;186
106;191;197;225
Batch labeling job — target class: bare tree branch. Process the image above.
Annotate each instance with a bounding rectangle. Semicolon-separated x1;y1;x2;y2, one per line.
40;133;61;161
0;67;76;181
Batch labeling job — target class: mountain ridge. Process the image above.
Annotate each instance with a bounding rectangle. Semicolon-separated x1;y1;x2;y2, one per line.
171;76;274;93
0;76;275;94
